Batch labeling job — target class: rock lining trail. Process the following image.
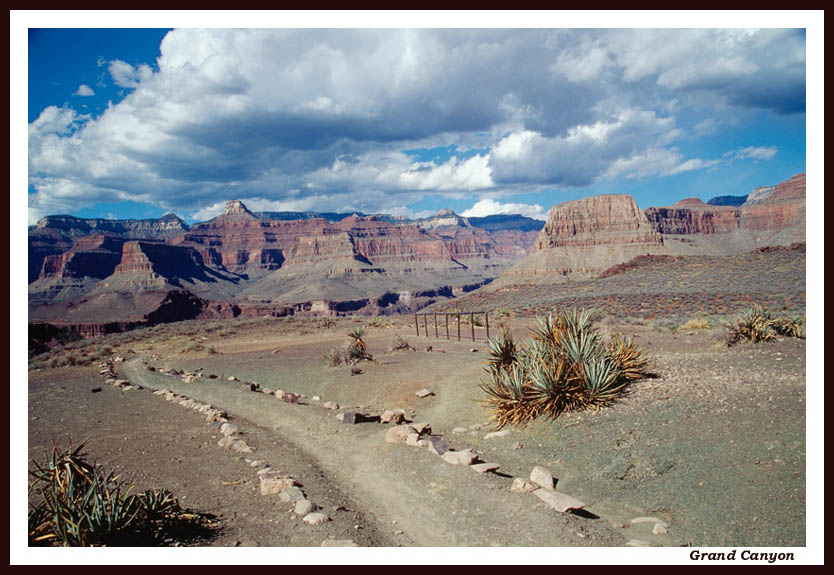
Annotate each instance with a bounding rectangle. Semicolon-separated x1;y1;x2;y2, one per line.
119;357;630;547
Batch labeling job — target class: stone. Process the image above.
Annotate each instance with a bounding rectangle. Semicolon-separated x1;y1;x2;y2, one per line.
282;392;299;403
262;388;274;395
217;436;236;448
452;427;467;434
380;409;407;424
321;539;358;547
90;387;102;393
484;429;510;439
323;401;340;410
530;466;555;490
386;425;412;443
410;422;432;435
350;368;362;376
625;539;652;547
279;486;306;503
312;395;321;401
470;348;478;352
533;489;586;512
629;516;670;529
220;423;240;436
415;389;434;398
227;376;238;382
441;449;479;466
471;463;500;474
274;390;285;399
510;478;538;493
303;512;329;525
256;467;274;475
294;500;317;516
405;433;426;447
259;471;295;495
653;524;668;535
231;440;253;454
424;436;448;456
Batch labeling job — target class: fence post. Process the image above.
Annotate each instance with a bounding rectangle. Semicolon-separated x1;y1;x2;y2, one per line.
445;313;449;340
423;314;428;338
470;312;475;342
415;313;419;336
434;313;438;338
485;311;489;341
457;313;461;341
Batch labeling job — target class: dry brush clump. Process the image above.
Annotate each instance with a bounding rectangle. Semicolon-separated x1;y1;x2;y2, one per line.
724;306;805;346
323;327;375;366
28;441;217;546
479;308;651;429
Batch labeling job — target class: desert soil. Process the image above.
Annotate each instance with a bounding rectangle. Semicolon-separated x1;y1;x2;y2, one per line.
27;313;806;549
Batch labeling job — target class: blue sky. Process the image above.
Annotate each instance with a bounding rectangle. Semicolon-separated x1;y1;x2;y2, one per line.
23;20;810;225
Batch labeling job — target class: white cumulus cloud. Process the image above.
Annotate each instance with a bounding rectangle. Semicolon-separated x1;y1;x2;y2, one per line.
462;198;546;220
74;84;94;97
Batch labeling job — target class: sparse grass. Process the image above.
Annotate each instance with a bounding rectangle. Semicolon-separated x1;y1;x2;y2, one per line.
480;308;652;429
366;317;394;329
28;440;218;546
680;318;713;330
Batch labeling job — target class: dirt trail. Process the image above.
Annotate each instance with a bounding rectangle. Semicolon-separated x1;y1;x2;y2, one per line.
121;359;625;547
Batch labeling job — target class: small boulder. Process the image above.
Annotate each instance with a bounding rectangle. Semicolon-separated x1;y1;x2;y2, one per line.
380;409;407;424
530;466;555;490
303;512;330;525
279;486;306;503
510;478;538;493
294;500;317;516
259;471;295;495
533;489;586;512
414;389;434;398
405;433;426;447
470;462;500;474
441;449;479;465
410;422;432;435
386;425;412;443
282;392;299;404
323;401;340;410
227;376;238;382
484;429;510;439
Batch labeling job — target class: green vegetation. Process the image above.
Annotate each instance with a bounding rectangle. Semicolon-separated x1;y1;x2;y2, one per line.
724;306;805;346
28;441;217;546
480;308;651;429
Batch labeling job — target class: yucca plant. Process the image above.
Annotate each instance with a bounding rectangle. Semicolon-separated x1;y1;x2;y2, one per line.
28;441;216;546
486;327;519;373
479;308;652;428
724;306;805;346
772;314;805;338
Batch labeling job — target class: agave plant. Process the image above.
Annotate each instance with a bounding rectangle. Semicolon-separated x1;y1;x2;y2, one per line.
608;334;650;381
486;327;519;373
772;314;805;338
479;307;652;428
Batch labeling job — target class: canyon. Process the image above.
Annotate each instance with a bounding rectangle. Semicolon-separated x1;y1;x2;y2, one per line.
27;173;805;341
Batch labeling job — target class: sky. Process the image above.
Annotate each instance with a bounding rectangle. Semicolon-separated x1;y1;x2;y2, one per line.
21;16;811;225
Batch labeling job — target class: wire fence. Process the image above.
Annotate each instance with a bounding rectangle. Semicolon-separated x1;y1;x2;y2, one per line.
414;311;490;342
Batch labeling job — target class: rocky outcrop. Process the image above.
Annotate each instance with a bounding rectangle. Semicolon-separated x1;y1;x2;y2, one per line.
33;213;189;238
500;173;805;285
644;201;740;235
534;195;662;250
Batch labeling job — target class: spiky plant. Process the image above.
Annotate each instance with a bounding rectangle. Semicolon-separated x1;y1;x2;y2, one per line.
479;365;534;428
346;327;373;364
479;307;652;428
772;314;805;338
28;441;216;546
486;327;519;373
608;334;650;381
